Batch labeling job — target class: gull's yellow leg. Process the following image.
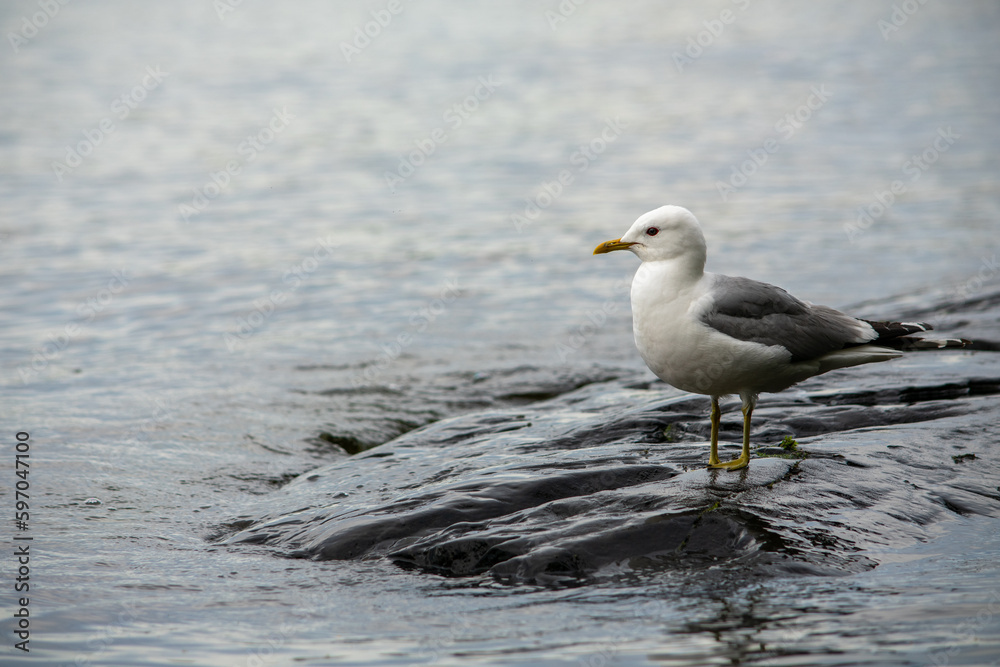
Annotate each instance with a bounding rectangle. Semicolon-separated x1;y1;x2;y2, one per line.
709;398;752;471
708;396;721;466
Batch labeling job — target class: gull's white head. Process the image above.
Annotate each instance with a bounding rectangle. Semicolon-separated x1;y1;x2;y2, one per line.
593;205;707;267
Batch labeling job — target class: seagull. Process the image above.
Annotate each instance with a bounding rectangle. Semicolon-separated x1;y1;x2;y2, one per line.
594;205;966;470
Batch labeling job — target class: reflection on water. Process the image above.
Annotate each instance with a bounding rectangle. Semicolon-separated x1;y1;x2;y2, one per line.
1;1;999;664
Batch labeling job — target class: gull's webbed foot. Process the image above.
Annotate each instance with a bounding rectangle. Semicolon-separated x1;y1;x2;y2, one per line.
708;453;749;471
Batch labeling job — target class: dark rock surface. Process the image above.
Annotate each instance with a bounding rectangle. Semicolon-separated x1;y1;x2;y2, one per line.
225;290;1000;586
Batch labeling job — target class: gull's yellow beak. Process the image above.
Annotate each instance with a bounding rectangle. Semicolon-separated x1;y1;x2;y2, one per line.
593;238;635;255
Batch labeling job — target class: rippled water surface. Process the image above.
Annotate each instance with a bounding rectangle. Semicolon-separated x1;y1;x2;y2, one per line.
2;1;999;665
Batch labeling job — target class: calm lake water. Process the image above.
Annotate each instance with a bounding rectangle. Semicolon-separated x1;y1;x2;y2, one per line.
1;1;999;665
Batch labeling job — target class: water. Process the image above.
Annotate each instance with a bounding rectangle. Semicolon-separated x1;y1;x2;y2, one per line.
2;1;999;664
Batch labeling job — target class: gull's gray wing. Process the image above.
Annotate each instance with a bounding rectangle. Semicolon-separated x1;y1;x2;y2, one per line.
699;275;876;362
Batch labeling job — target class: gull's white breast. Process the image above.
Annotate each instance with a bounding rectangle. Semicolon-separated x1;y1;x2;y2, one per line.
630;265;797;396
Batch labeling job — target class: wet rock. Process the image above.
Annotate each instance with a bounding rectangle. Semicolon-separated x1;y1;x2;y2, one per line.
297;365;623;454
225;292;1000;585
226;375;1000;584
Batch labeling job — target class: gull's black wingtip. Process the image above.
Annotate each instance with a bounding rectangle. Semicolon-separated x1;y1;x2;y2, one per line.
862;320;933;340
862;319;972;350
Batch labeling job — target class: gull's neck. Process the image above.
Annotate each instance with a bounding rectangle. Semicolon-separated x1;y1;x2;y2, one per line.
633;253;706;306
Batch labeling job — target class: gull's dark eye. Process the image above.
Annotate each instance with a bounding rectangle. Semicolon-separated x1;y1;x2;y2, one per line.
646;227;659;236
